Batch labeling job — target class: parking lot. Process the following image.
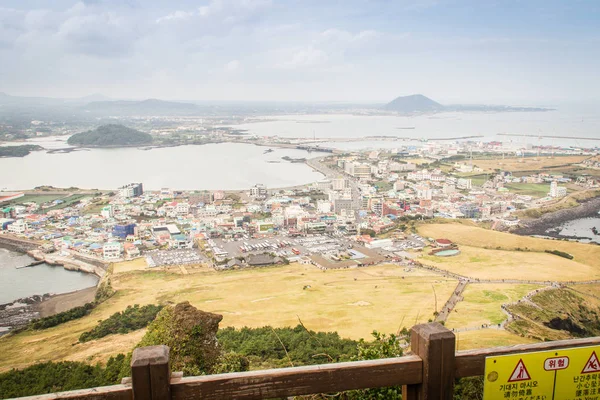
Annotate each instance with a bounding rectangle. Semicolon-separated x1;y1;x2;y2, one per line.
146;249;205;267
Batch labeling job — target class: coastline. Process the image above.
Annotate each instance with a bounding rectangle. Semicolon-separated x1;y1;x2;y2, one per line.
0;236;105;334
512;195;600;240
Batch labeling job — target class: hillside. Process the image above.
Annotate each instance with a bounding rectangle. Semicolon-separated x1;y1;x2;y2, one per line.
83;99;199;116
383;94;443;112
67;124;152;147
506;288;600;341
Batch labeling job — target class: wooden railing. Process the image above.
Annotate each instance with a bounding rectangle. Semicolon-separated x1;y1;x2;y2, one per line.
17;323;600;400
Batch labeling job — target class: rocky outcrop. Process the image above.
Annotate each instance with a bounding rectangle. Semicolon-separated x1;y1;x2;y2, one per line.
139;302;223;375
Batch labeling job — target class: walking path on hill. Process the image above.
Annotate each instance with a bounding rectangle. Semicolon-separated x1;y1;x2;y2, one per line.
400;261;600;334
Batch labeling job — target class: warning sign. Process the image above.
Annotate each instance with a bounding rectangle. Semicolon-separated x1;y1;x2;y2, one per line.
508;359;531;382
484;345;600;400
582;352;600;374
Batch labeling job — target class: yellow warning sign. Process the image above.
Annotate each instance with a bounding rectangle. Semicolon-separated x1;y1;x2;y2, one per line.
484;345;600;400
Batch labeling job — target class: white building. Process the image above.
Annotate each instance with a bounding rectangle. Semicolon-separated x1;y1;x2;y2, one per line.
101;205;113;219
103;242;122;260
416;185;433;200
7;219;28;234
317;200;332;213
332;178;348;191
175;202;191;215
250;184;267;198
457;178;472;190
550;181;567;198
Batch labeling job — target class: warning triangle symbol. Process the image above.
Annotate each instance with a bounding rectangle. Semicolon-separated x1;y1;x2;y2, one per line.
582;351;600;374
508;359;531;382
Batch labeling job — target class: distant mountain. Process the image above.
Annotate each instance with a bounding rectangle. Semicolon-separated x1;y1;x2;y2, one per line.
383;94;444;112
83;99;200;116
68;124;153;147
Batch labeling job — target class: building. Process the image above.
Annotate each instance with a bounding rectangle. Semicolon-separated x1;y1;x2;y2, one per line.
103;242;122;260
332;178;348;191
459;204;480;219
345;162;371;180
250;184;267;199
101;205;113;219
457;178;472;190
175;202;190;215
334;198;355;215
7;219;27;234
212;190;225;201
120;183;143;198
315;180;332;191
416;185;433;201
550;181;567;198
113;223;136;239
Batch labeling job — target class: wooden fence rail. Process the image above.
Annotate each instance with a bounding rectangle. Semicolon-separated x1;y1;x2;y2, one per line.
16;323;600;400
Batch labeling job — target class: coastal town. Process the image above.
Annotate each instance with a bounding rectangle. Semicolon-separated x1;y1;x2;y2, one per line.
1;144;599;274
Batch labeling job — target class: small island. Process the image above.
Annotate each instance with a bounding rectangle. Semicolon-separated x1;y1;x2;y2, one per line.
0;144;43;158
67;124;153;147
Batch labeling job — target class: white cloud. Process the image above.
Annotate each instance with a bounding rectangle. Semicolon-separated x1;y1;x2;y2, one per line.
277;47;328;69
225;59;240;71
156;10;194;23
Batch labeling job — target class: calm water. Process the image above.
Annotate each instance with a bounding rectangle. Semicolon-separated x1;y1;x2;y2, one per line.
0;139;324;191
1;110;599;191
557;217;600;244
0;248;99;304
234;110;600;148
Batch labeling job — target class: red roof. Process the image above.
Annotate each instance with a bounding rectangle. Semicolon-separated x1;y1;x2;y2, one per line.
436;239;453;245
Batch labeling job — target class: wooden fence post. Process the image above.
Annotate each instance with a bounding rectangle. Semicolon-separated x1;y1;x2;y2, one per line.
403;322;455;400
131;345;171;400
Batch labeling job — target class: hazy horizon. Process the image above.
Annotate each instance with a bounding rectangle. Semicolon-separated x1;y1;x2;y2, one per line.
1;0;599;105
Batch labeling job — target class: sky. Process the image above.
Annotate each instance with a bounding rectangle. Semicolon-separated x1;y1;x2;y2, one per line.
1;0;599;105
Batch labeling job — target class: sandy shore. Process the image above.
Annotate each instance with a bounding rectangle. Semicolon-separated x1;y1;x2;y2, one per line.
34;287;97;318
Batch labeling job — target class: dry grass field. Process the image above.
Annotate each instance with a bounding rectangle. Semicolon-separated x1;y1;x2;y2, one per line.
0;263;458;372
471;155;589;173
444;284;541;330
455;329;538;350
420;244;599;281
418;223;600;271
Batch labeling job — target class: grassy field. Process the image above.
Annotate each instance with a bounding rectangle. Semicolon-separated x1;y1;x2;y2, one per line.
471;155;589;173
445;284;541;330
418;223;600;270
420;244;599;281
0;263;458;372
503;183;551;198
6;194;63;206
455;329;538;350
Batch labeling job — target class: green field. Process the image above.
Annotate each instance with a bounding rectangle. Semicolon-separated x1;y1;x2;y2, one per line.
445;284;541;329
5;194;64;206
503;183;550;197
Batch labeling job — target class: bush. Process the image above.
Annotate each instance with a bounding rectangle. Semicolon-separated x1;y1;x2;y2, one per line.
217;325;359;367
79;304;163;342
545;250;574;260
31;303;95;330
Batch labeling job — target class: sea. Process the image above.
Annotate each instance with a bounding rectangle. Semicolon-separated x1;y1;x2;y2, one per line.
0;109;599;191
0;247;99;305
555;217;600;244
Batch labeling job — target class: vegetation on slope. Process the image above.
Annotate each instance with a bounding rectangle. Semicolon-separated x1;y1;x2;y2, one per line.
67;124;152;147
218;325;359;368
507;288;600;341
31;303;95;330
79;304;163;343
0;356;126;399
0;144;43;157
